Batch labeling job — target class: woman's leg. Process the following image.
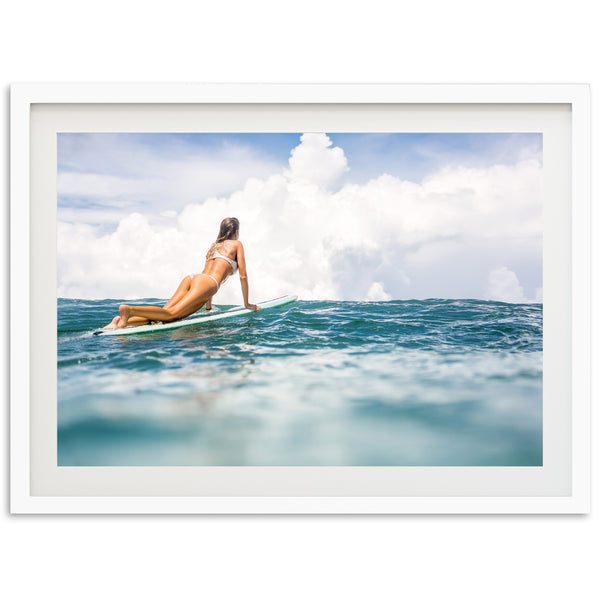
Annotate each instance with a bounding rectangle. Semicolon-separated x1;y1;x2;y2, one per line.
103;276;192;329
117;276;218;327
163;275;192;310
102;315;150;330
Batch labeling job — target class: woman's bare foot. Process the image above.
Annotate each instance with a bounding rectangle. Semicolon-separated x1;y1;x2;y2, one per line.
102;316;120;330
117;305;131;328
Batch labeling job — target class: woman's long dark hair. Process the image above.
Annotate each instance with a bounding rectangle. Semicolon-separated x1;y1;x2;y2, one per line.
209;217;239;255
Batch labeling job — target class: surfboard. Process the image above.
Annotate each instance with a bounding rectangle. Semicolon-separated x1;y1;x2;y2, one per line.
93;295;298;337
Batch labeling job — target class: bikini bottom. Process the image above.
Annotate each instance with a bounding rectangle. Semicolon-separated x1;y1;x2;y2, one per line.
189;273;220;291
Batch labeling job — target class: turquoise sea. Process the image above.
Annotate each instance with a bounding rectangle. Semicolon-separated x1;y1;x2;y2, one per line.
57;298;543;466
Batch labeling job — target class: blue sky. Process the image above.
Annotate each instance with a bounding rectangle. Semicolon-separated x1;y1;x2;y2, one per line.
59;131;541;187
57;132;543;302
329;132;541;183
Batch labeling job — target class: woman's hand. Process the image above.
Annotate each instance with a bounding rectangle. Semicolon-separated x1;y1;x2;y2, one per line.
245;303;260;312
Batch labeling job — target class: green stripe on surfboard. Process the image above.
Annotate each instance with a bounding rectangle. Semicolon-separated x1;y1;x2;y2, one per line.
93;295;298;337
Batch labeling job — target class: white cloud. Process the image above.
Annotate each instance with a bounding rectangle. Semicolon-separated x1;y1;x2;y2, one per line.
58;134;543;304
366;282;392;302
485;267;529;303
58;214;202;299
285;133;348;189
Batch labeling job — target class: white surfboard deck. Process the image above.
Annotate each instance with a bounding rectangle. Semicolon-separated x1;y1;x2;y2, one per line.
93;295;298;337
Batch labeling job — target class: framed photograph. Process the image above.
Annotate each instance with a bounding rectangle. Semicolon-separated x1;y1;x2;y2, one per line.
10;84;590;513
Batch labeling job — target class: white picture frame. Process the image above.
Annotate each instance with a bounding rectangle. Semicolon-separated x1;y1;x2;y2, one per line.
10;83;591;514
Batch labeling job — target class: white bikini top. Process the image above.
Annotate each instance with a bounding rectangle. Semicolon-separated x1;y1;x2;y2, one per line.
211;250;238;273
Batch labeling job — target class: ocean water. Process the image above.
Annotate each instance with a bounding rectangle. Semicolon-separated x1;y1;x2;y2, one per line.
57;298;543;466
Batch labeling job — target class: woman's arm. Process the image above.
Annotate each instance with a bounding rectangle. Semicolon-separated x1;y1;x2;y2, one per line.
236;242;259;311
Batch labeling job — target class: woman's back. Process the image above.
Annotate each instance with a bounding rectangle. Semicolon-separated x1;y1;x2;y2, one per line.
204;239;239;280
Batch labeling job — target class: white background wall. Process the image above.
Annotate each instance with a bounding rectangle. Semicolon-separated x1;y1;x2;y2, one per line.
1;2;597;599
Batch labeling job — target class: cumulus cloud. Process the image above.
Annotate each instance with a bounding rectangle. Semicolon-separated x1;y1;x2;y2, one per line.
58;133;543;304
58;214;203;300
485;267;528;303
366;282;392;302
285;133;349;189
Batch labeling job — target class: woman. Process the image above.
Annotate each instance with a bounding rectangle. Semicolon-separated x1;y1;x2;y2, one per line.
104;217;258;330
